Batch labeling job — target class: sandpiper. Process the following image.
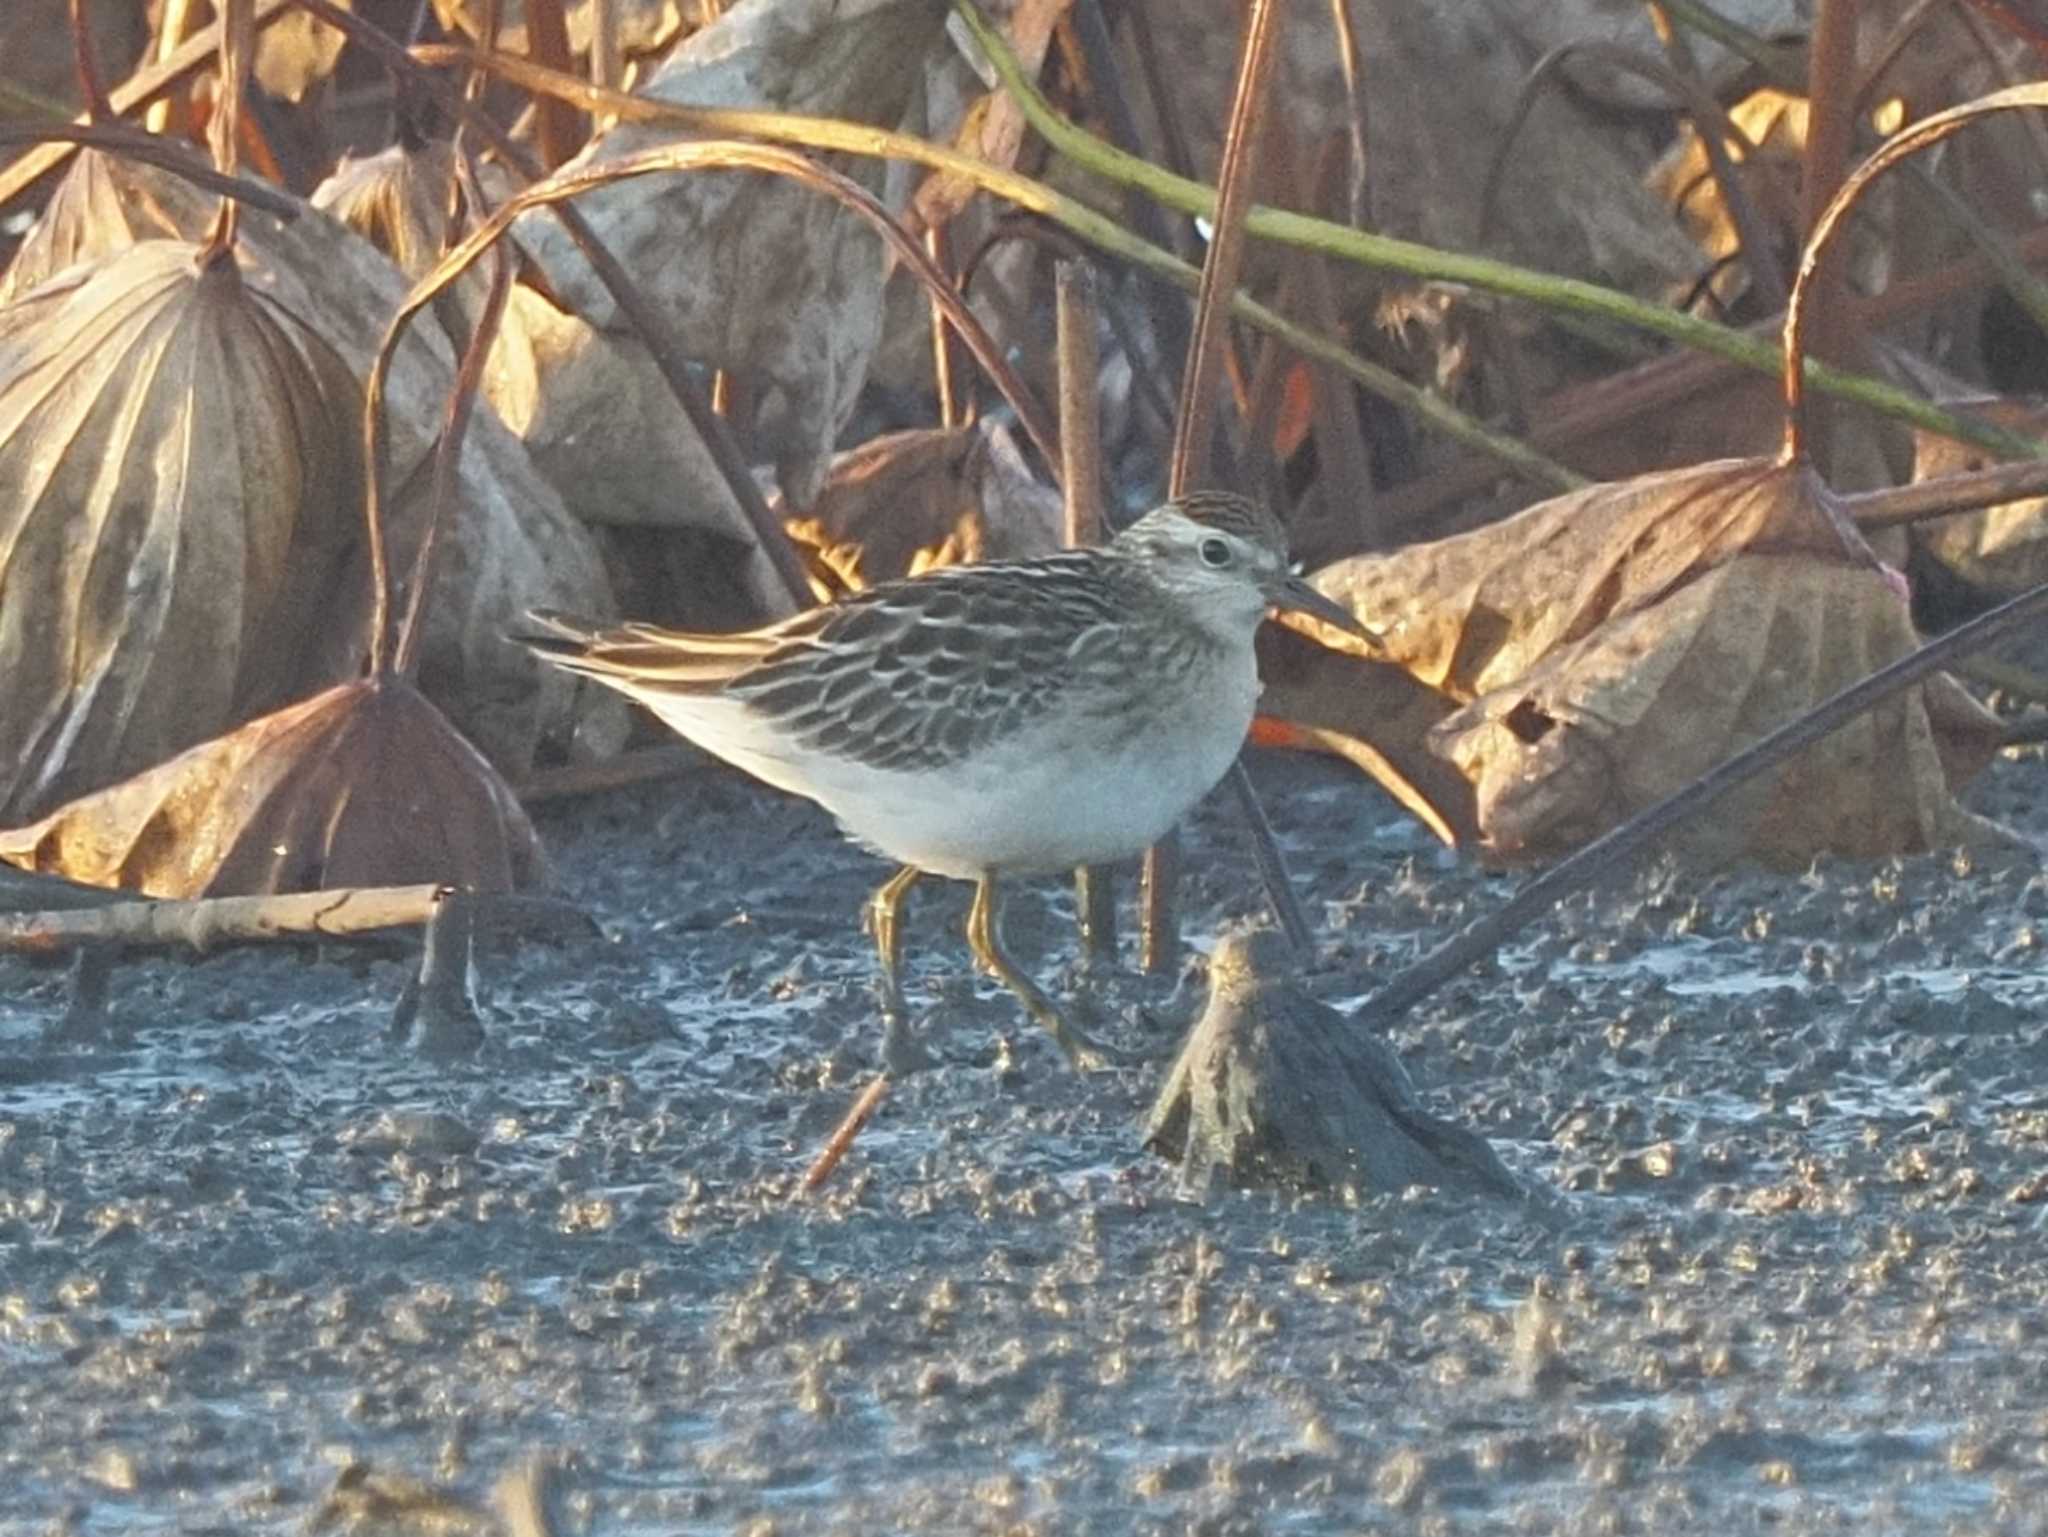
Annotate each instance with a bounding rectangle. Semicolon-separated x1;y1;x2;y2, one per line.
519;490;1368;1072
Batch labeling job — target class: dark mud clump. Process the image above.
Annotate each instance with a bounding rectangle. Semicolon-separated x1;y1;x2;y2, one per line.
4;747;2048;1533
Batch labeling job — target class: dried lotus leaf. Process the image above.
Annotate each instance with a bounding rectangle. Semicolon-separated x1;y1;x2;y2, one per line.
0;145;219;302
0;679;542;897
0;239;360;821
1304;457;1884;701
1432;555;2011;868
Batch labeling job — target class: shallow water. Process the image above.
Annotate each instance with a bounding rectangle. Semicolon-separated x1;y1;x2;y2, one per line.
5;749;2048;1534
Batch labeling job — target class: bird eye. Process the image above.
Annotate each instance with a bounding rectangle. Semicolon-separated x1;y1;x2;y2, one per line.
1199;536;1232;568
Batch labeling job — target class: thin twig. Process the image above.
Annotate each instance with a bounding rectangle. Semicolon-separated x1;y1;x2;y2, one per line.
393;153;514;679
1329;0;1371;230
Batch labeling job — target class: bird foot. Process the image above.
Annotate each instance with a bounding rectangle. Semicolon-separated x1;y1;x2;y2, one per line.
877;999;935;1077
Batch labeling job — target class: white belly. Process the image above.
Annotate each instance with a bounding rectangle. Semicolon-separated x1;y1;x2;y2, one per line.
643;644;1261;879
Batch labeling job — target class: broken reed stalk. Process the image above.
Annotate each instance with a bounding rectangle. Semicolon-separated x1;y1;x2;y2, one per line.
1146;0;1315;968
1055;258;1117;966
1355;565;2048;1032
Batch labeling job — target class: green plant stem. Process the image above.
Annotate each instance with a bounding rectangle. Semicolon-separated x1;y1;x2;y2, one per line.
952;0;2047;464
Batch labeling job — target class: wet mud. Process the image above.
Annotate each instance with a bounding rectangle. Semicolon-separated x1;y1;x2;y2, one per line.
6;747;2048;1534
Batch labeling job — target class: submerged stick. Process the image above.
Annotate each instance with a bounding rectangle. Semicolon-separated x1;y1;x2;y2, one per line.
804;1074;892;1190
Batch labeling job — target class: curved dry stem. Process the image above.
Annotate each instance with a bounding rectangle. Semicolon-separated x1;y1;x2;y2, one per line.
394;155;513;680
0;122;301;215
1481;39;1788;311
1782;80;2048;463
398;55;1060;471
410;41;1584;494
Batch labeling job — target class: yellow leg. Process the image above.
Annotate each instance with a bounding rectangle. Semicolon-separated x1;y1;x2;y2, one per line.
863;865;928;1073
966;875;1126;1071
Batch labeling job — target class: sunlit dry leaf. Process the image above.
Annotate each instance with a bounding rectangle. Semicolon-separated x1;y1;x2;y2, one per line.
0;240;360;821
0;679;542;898
776;420;1060;594
515;0;951;506
1432;554;2011;867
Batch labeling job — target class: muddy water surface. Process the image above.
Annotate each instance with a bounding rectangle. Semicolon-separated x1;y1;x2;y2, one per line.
6;751;2048;1534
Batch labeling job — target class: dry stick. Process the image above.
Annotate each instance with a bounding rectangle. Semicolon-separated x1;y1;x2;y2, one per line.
523;0;583;166
803;1073;891;1190
1056;259;1118;968
1354;567;2048;1031
296;0;816;613
0;123;302;215
394;158;514;677
927;225;961;429
1146;0;1315;968
1847;457;2048;531
197;0;254;263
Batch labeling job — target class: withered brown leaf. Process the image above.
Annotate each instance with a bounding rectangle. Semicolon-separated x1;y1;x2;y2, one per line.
0;679;542;898
1273;456;2009;865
